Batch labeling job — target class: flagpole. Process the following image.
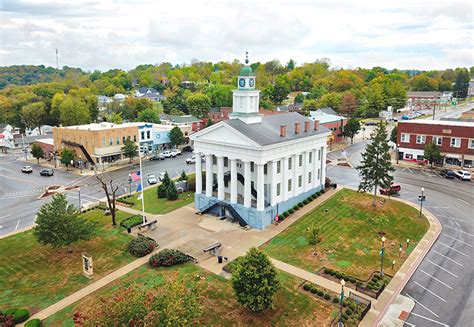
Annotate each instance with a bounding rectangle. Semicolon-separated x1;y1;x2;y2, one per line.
138;136;146;225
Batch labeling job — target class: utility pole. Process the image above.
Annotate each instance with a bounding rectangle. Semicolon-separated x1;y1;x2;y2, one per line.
55;49;59;69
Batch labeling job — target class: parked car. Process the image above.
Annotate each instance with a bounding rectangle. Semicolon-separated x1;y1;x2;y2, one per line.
186;156;197;164
39;168;54;176
454;170;471;181
149;154;165;161
379;184;401;195
21;166;33;173
147;173;158;185
440;169;456;179
160;150;175;158
364;121;377;126
182;146;193;152
171;149;182;156
401;115;411;120
159;172;167;181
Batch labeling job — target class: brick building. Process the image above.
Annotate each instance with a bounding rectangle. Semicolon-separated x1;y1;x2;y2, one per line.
308;109;347;144
407;91;441;110
397;120;474;167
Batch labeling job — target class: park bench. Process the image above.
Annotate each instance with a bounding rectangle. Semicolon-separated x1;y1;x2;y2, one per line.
203;242;221;256
138;219;157;231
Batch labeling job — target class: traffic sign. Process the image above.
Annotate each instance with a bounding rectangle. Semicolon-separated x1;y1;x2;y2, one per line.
418;195;426;202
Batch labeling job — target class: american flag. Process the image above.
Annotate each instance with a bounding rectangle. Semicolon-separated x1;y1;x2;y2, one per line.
131;171;141;182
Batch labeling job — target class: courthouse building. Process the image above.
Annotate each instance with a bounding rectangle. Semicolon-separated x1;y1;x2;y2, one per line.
190;57;330;229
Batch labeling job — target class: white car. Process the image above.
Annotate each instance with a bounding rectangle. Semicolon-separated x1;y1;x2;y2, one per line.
454;170;471;181
160;150;175;158
170;149;181;156
21;166;33;173
147;173;158;185
186;155;206;164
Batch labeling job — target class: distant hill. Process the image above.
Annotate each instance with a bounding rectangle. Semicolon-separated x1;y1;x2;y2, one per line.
0;65;85;89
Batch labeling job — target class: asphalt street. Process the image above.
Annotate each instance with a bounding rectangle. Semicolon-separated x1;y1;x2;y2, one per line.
327;141;474;327
0;152;196;235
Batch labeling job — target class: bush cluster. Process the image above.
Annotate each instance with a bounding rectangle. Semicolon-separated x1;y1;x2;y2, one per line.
25;319;42;327
1;308;30;324
324;268;357;284
117;197;135;206
149;249;189;267
120;215;143;229
277;191;323;221
128;236;157;257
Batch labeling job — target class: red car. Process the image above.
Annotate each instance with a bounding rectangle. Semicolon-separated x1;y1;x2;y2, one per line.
380;184;401;195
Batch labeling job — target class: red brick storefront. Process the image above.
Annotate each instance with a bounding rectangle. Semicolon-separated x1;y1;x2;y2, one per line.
397;120;474;167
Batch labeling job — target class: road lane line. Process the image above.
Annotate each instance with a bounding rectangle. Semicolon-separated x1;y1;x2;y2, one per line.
438;242;468;256
442;234;473;247
413;281;447;303
0;215;11;221
427;260;459;278
433;251;463;267
444;225;474;237
456;198;471;205
409;312;449;326
420;270;453;289
404;322;415;327
15;220;20;231
405;293;439;318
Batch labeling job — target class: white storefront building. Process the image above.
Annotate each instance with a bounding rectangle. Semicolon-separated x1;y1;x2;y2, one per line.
190;57;330;229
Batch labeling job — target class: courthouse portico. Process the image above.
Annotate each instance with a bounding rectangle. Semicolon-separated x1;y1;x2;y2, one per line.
190;56;330;229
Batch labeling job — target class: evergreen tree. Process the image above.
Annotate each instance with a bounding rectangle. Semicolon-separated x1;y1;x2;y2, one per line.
33;193;96;253
356;121;394;206
452;68;470;99
60;148;75;171
231;247;280;312
424;141;442;168
169;126;185;147
30;143;44;163
122;139;138;163
205;118;214;128
179;170;188;181
390;126;397;143
343;118;360;144
157;171;171;198
166;182;178;201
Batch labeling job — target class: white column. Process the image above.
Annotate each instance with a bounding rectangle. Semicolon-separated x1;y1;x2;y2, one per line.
195;152;202;194
282;157;288;201
205;154;213;197
244;161;251;208
303;151;308;192
270;160;277;206
313;148;318;189
292;154;297;197
320;146;326;189
230;158;237;204
217;156;224;200
256;163;265;211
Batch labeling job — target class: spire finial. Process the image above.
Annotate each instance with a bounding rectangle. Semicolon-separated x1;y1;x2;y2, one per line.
245;51;249;65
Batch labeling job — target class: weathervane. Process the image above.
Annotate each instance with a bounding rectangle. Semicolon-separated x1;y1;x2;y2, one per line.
245;51;249;64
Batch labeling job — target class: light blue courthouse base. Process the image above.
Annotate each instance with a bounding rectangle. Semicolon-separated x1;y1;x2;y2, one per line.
195;185;323;230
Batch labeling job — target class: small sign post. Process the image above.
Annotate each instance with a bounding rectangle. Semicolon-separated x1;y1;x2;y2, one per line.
82;252;93;279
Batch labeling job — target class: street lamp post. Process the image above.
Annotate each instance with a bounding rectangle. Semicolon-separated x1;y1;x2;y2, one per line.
380;236;386;277
396;144;400;164
339;279;345;327
78;188;82;211
128;174;133;196
406;239;410;254
418;188;425;218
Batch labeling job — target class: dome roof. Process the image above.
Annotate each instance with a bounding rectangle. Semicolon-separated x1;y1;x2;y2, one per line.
239;65;253;76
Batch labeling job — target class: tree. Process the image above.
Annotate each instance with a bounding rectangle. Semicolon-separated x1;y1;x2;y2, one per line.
137;107;161;123
411;74;438;91
187;93;211;118
169;126;185;147
104;112;123;124
179;170;188;181
33;193;96;253
286;59;296;70
157;171;171;198
21;102;46;131
356;121;394;207
30;143;44;163
271;76;290;104
307;225;321;245
302;99;319;111
60;148;75;171
166;182;178;201
294;93;305;103
343;118;360;144
205;118;214;128
318;92;343;109
122;139;138;163
452;68;470;99
362;84;385;117
424;141;442;168
231;247;280;312
338;92;357;116
95;172;120;226
205;84;233;107
59;96;91;126
390;126;397;143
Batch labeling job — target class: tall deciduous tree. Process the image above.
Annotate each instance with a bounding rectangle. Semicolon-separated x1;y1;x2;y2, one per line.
21;102;46;131
169;126;185;147
30;143;44;163
59;96;91;126
137;107;161;123
33;193;96;253
60;148;75;171
187;93;211;118
343;118;361;144
271;76;290;104
424;141;442;167
231;247;280;312
357;121;394;206
338;92;357;116
122;139;138;163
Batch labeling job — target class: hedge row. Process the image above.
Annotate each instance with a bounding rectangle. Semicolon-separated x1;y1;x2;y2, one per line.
128;236;157;257
117;196;135;206
149;249;189;268
323;268;358;285
120;215;143;229
278;190;324;222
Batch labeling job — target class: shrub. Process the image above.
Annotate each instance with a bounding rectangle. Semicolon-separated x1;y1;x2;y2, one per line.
303;199;309;205
321;189;326;194
317;290;324;296
157;183;167;198
293;205;299;211
345;308;353;316
335;272;342;279
323;293;331;300
283;211;290;218
223;256;245;273
3;309;16;316
288;208;295;214
117;197;134;206
316;191;322;196
350;277;357;284
298;202;304;207
13;309;29;324
325;177;331;188
311;287;318;294
312;194;317;199
303;284;311;291
332;297;340;304
342;313;349;320
166;182;178;201
25;319;42;327
328;269;335;276
149;249;189;267
349;302;357;311
342;300;348;307
356;281;362;287
278;215;285;221
307;225;320;245
372;274;381;281
323;267;330;274
128;236;157;257
120;215;143;229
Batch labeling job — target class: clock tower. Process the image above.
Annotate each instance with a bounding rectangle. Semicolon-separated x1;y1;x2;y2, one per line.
230;52;261;124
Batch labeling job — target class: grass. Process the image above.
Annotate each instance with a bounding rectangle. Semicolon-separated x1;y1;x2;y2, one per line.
0;209;135;314
127;187;195;214
44;263;336;326
262;188;430;280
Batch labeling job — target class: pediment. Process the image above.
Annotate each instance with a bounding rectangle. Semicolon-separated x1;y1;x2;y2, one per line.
192;123;260;148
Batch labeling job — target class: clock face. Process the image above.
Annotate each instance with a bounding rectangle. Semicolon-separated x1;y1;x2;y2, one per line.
249;78;255;87
238;78;245;88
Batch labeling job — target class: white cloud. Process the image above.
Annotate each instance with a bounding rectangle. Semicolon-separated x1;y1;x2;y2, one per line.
0;0;472;70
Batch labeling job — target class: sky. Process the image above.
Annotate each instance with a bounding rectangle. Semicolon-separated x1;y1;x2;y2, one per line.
0;0;473;71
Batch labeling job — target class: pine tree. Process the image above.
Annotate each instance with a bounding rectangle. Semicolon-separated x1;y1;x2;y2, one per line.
157;171;171;198
356;121;394;206
166;182;178;201
424;141;442;168
33;193;96;253
231;247;280;312
30;143;44;164
179;170;188;181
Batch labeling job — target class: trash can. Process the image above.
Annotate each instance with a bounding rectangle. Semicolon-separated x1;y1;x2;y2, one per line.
218;255;223;264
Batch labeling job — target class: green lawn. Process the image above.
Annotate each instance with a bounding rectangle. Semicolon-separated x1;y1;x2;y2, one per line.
44;263;335;326
0;209;135;314
262;188;430;280
127;188;195;214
